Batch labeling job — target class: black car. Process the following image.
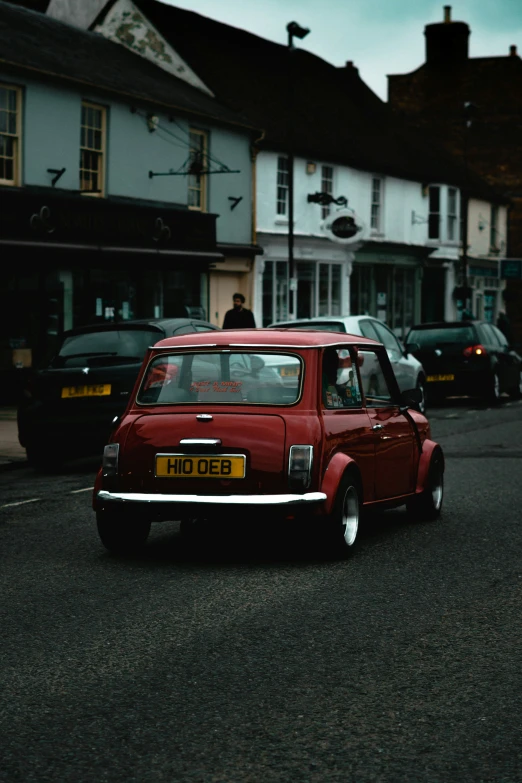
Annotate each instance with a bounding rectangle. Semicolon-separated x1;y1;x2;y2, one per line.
405;320;522;404
18;318;220;468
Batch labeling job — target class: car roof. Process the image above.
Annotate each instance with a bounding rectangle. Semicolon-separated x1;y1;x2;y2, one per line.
269;315;364;326
152;328;380;350
62;318;217;337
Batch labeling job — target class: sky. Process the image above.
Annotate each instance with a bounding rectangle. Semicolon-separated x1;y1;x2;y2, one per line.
162;0;522;100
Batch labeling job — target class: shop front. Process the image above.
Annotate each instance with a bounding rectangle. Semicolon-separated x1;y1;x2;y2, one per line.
0;188;222;402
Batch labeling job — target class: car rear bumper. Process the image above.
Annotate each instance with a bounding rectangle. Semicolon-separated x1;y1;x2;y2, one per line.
97;490;326;508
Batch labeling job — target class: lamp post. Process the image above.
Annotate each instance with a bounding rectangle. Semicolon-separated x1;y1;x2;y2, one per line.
286;21;310;319
460;101;478;319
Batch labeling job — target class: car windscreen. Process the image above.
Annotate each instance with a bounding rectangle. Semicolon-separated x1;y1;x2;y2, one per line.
274;322;346;332
51;329;162;368
137;351;303;405
408;325;476;348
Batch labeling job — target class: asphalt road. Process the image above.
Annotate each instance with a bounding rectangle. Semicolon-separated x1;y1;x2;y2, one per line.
1;399;521;783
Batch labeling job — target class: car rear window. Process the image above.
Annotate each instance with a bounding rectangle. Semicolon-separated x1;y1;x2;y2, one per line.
52;329;162;368
408;325;476;348
273;322;346;332
137;352;303;405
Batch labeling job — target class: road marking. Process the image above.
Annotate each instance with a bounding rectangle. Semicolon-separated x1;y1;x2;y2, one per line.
70;487;93;494
1;498;40;508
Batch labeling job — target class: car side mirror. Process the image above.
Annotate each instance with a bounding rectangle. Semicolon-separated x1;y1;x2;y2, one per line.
405;342;420;355
399;387;422;411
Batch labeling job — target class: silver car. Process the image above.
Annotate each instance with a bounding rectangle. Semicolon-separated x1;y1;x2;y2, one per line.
267;315;427;413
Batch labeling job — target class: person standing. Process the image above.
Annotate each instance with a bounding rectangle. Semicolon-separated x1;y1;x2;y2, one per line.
222;293;256;329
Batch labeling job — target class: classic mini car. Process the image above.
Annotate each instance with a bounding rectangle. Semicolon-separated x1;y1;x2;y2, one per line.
18;317;219;468
92;329;444;556
268;315;427;413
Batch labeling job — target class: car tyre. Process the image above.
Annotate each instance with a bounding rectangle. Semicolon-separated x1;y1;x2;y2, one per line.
486;371;501;405
323;471;361;557
96;509;151;554
416;375;427;414
406;452;444;521
509;371;522;400
26;442;62;472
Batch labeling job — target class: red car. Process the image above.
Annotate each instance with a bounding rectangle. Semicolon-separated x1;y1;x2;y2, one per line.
92;329;444;555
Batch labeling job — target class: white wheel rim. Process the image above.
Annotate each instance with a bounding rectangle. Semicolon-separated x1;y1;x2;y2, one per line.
493;374;500;398
342;486;359;546
418;383;426;413
431;468;443;510
519;373;522;394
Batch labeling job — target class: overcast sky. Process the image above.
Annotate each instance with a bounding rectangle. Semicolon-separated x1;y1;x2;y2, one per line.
162;0;522;100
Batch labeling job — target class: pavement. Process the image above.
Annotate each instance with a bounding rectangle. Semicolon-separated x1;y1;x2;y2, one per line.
0;407;27;469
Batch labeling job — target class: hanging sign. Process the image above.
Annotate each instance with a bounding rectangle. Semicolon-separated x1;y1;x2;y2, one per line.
321;208;365;245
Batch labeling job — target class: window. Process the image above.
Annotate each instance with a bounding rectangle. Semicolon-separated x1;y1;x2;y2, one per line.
188;128;208;211
80;101;106;196
490;205;499;251
371;177;383;232
428;186;440;239
358;349;394;407
262;260;288;326
447;187;458;241
322;348;362;408
276;156;289;215
321;165;333;220
0;84;21;185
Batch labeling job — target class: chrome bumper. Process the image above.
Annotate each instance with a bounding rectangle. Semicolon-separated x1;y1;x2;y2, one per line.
97;490;326;507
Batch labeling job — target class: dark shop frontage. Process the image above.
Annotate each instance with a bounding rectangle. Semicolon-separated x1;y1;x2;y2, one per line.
0;188;223;402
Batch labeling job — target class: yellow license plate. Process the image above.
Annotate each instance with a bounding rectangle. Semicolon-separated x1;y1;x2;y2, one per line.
426;374;455;382
280;366;299;377
61;384;112;398
155;454;246;478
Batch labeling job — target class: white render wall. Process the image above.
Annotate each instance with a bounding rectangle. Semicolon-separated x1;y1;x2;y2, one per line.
255;150;451;248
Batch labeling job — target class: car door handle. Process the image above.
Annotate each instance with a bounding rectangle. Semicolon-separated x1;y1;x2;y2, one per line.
372;424;384;431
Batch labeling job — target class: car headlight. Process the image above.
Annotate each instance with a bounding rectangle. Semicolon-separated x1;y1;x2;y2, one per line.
288;445;313;491
102;443;119;477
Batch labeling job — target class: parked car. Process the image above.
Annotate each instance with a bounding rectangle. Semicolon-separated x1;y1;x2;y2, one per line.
92;328;444;556
405;320;522;404
18;317;220;468
267;315;427;412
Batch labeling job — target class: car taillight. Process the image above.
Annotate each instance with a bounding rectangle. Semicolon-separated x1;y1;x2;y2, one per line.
463;344;487;358
102;443;119;477
288;445;313;491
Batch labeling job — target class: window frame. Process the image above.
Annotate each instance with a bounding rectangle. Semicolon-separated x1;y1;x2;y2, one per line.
447;187;458;242
188;127;208;212
0;83;22;186
489;205;499;252
428;185;441;239
80;100;106;197
276;156;289;216
321;165;334;220
370;176;383;233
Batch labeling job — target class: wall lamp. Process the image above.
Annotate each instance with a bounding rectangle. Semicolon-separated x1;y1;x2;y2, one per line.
147;114;159;133
308;191;348;207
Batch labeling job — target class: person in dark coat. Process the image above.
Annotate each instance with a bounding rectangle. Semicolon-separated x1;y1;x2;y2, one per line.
222;293;256;329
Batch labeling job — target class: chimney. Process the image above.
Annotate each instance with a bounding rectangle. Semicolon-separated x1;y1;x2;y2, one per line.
510;45;518;56
343;60;359;75
424;6;470;66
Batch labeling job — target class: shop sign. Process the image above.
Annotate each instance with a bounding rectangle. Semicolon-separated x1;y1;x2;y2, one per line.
321;209;365;245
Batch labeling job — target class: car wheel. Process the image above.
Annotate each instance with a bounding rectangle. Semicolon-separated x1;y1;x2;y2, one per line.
96;509;151;554
26;442;62;472
509;371;522;400
486;371;501;405
406;452;444;521
324;472;361;556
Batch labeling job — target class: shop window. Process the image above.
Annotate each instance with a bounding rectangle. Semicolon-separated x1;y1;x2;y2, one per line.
371;177;383;233
262;260;288;325
318;263;342;316
276;156;289;216
321;165;333;220
80;101;106;196
0;84;21;186
188;128;208;211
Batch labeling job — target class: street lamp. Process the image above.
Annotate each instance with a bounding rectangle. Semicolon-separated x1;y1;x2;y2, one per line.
459;101;478;319
286;20;310;319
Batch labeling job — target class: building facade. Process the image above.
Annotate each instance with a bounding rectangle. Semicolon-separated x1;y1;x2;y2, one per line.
0;0;258;399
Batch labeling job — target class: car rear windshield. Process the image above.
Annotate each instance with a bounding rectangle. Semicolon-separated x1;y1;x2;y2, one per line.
137;351;303;405
408;325;476;348
51;328;162;368
274;322;346;332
